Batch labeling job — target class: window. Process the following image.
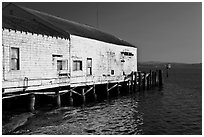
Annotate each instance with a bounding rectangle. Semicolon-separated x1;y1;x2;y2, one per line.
73;60;82;71
57;60;68;71
11;47;19;70
111;70;114;75
87;58;92;75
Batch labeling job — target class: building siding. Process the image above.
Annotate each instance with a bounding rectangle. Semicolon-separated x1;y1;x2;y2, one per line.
2;29;70;92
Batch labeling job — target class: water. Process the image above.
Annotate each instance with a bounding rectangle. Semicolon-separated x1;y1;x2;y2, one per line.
3;64;202;135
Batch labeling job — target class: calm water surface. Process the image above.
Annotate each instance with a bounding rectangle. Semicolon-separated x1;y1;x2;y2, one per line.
5;65;202;135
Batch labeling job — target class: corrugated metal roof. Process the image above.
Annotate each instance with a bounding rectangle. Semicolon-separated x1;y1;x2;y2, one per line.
3;3;136;48
2;15;70;39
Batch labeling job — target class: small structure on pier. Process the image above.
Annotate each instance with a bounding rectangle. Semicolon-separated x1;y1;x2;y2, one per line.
2;3;137;109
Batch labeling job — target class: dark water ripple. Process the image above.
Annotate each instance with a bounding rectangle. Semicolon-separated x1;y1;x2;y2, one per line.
5;66;202;135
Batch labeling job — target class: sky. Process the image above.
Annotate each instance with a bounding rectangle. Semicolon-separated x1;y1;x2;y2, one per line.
3;2;202;63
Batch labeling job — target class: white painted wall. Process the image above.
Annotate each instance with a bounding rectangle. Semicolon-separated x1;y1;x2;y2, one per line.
70;35;137;84
2;29;70;91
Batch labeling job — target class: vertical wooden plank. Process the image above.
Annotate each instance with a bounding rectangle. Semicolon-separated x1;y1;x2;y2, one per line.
29;93;35;112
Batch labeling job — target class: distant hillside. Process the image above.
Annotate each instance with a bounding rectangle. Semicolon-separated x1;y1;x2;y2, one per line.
138;61;201;71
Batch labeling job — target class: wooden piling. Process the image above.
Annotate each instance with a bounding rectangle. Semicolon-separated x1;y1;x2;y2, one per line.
158;70;163;87
153;71;157;87
128;80;131;94
69;91;73;106
149;70;152;88
56;91;61;108
106;83;109;100
82;88;86;106
29;93;35;112
147;75;150;90
117;82;120;96
138;72;142;91
143;73;146;90
134;72;137;91
131;72;134;92
93;84;97;102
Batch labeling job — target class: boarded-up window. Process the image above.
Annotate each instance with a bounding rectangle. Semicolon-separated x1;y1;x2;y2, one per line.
57;60;68;71
87;58;92;75
11;47;19;70
73;60;82;71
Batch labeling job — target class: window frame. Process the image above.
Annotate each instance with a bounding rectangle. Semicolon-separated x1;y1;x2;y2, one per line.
57;60;68;71
10;47;20;70
73;60;82;71
87;58;92;75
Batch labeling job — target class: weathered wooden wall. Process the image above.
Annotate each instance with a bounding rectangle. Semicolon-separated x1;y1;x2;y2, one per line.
2;29;70;93
70;35;137;86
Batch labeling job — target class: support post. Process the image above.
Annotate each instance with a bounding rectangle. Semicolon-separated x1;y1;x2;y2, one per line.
93;84;97;103
158;70;163;87
69;91;73;106
149;70;152;89
131;72;134;93
56;91;61;108
82;88;86;106
106;83;109;100
143;73;146;90
134;72;137;91
128;80;131;94
117;82;120;96
138;72;141;91
147;75;149;90
156;70;159;86
29;93;35;112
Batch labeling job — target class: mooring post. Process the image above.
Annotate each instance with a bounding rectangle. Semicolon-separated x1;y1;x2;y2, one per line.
82;88;86;106
158;70;163;87
29;93;35;112
138;71;141;91
56;91;61;108
93;84;97;103
69;91;73;106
